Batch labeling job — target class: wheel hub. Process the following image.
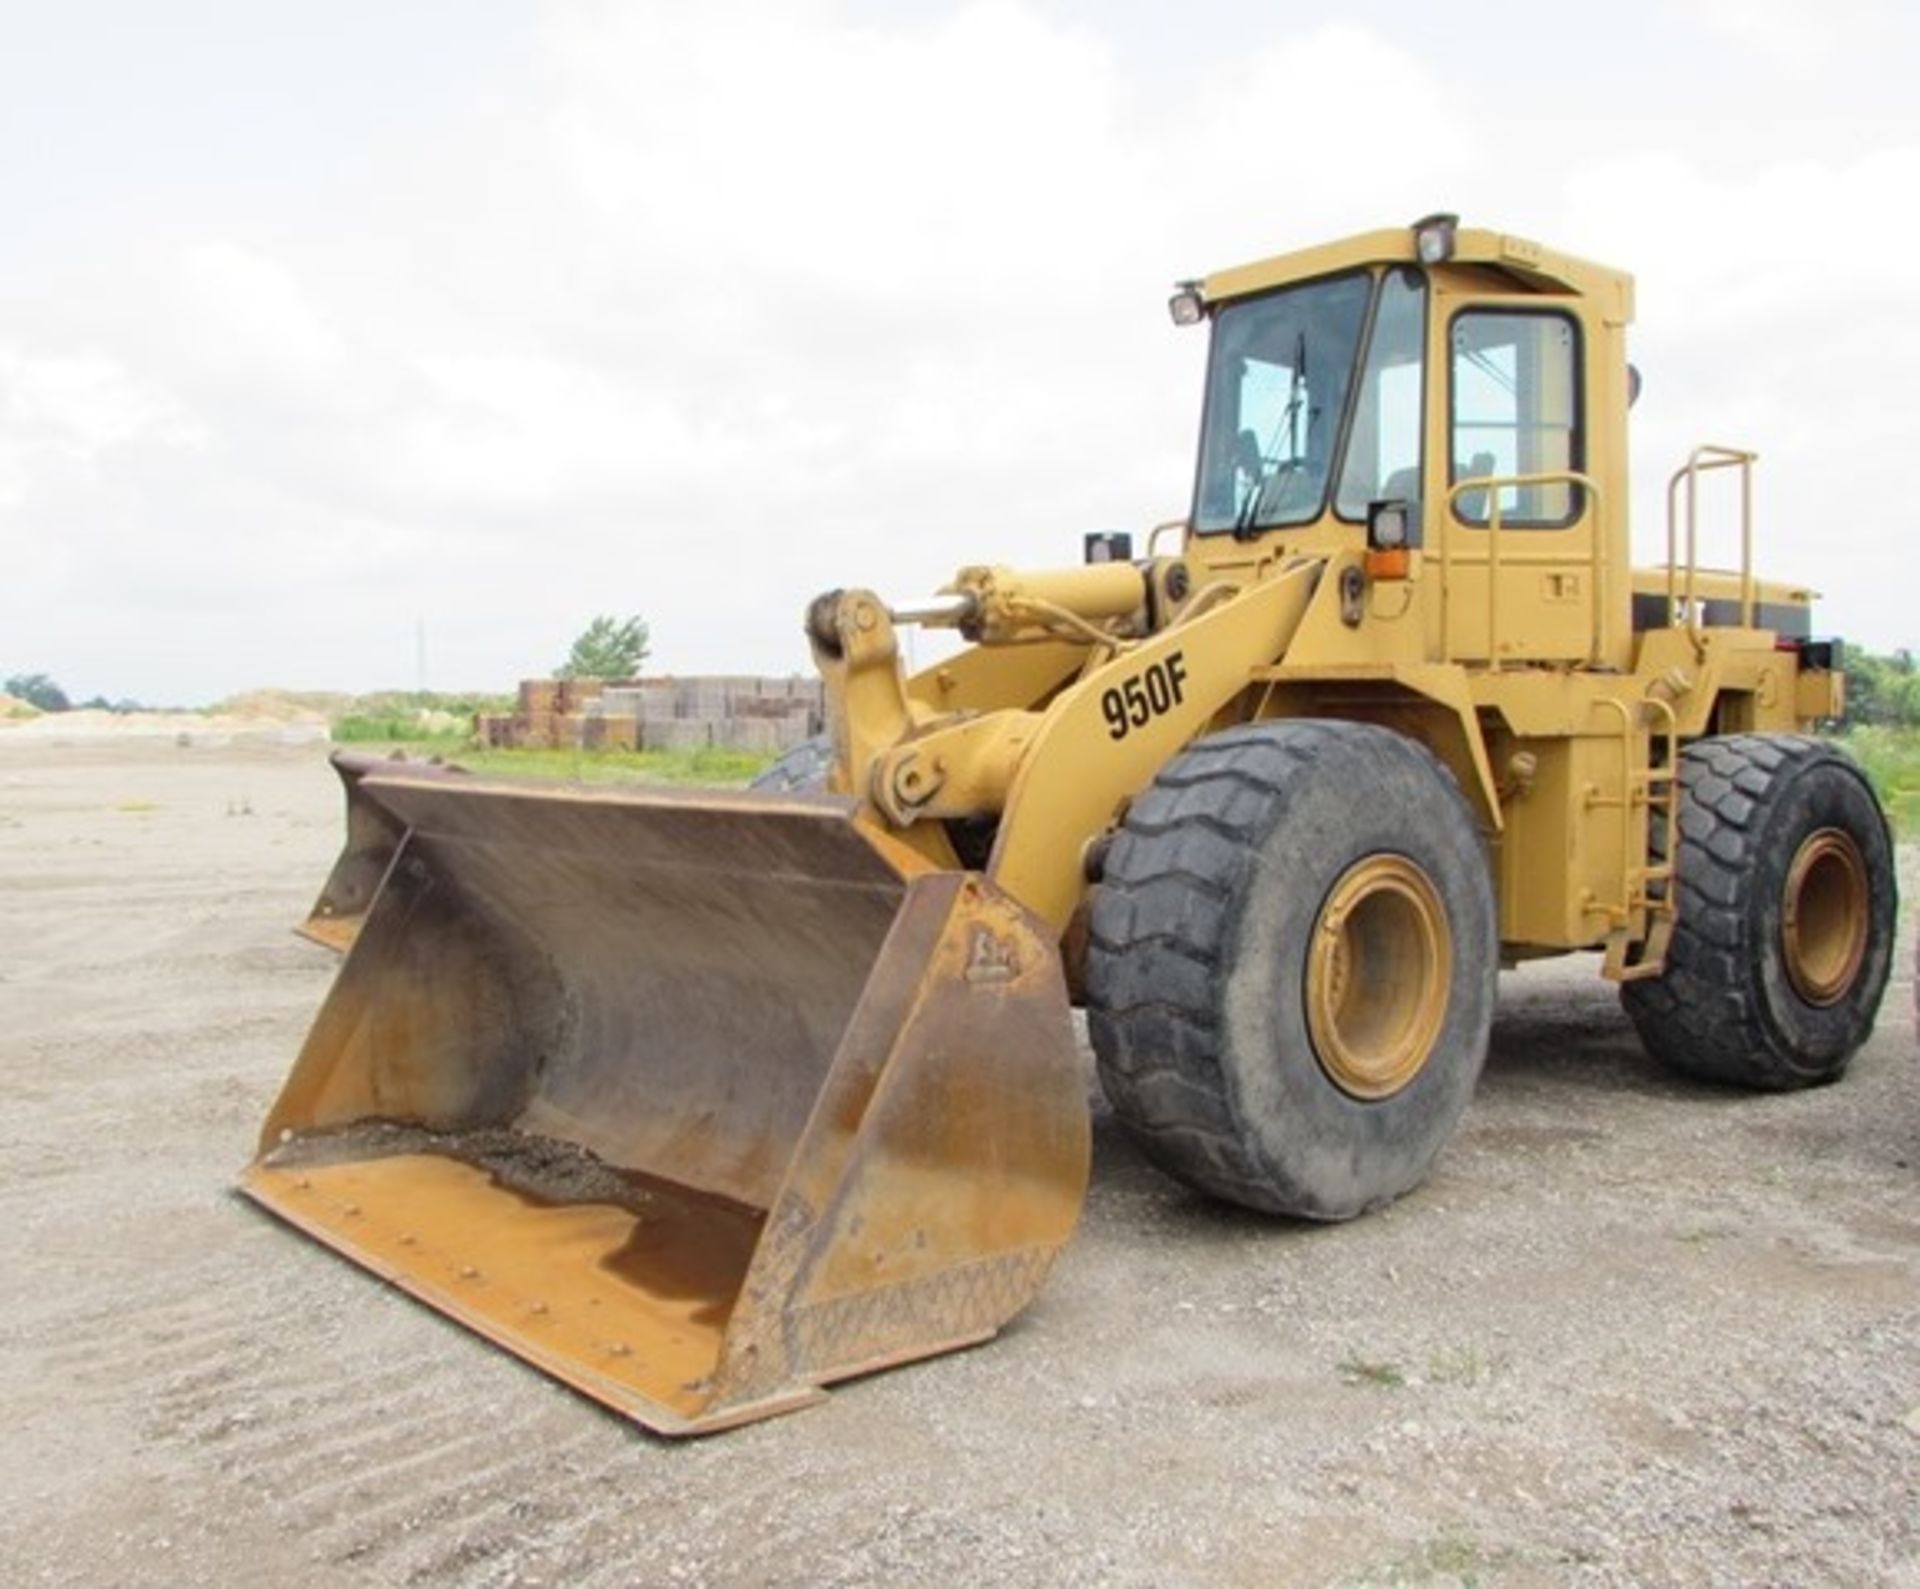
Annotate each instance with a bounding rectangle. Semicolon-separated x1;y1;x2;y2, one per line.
1781;828;1869;1007
1306;855;1452;1100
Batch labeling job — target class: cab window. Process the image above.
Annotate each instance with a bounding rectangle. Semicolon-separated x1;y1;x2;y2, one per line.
1450;311;1581;527
1335;268;1426;519
1193;273;1371;534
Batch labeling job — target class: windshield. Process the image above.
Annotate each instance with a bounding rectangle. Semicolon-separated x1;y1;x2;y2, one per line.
1193;272;1372;534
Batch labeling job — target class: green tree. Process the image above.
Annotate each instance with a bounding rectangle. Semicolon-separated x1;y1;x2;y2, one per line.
4;672;71;712
557;614;650;680
1844;648;1919;728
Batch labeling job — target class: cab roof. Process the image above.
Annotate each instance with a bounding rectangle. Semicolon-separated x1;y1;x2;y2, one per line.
1198;222;1635;325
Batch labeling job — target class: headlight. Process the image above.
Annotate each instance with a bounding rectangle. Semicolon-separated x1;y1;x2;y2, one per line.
1413;212;1458;265
1369;501;1409;550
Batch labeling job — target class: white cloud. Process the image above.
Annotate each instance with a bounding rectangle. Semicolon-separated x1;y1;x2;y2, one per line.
0;348;203;465
1681;0;1888;63
0;347;205;608
545;3;1130;294
179;242;349;385
400;351;721;506
0;0;1911;699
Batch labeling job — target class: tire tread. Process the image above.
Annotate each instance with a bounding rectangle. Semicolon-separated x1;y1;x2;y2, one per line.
1087;720;1490;1215
1621;733;1889;1089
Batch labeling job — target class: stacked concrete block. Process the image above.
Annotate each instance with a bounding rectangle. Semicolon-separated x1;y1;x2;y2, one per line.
569;711;638;752
514;679;557;747
720;718;786;755
642;718;715;753
600;684;677;722
678;676;750;719
554;678;607;715
768;712;813;750
495;675;824;755
733;695;793;720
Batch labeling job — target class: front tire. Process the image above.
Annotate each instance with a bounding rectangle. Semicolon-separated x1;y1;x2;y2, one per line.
1621;734;1895;1089
1085;720;1497;1220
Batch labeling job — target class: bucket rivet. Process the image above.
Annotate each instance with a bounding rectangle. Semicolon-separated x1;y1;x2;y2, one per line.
343;1204;361;1217
293;1177;311;1190
398;1233;416;1246
460;1265;479;1279
531;1302;549;1315
609;1343;631;1357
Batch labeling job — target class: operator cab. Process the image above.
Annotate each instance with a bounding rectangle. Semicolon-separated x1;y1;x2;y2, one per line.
1175;217;1629;668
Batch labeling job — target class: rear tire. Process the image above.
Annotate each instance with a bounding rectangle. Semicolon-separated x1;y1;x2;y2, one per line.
1621;734;1894;1089
1086;721;1497;1220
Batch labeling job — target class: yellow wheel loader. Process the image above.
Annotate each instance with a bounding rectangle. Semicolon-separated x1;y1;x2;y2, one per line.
245;216;1896;1435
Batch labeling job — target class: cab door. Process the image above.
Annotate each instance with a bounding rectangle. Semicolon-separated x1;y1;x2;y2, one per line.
1428;296;1602;666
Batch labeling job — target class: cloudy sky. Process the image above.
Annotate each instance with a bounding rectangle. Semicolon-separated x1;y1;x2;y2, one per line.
3;0;1915;703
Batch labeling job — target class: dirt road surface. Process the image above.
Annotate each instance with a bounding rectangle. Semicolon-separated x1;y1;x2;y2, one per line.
2;740;1915;1587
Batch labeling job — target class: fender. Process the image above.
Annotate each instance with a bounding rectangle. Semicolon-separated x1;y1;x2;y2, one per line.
987;557;1324;933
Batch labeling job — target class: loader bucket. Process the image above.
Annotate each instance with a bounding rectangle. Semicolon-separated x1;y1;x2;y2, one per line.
244;767;1089;1435
297;752;441;952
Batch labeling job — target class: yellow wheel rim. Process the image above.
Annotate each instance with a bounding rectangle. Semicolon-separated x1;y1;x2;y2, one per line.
1781;828;1869;1007
1306;855;1452;1101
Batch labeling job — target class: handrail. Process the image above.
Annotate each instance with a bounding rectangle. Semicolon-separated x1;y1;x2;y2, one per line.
1642;693;1680;912
1591;691;1681;980
1442;470;1602;669
1145;519;1188;557
1594;697;1638;928
1664;445;1757;656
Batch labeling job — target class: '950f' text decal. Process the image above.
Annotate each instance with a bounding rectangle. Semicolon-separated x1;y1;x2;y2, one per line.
1101;651;1188;741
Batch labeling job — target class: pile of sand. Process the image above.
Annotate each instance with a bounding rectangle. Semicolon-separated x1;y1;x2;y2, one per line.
211;688;352;721
0;705;329;747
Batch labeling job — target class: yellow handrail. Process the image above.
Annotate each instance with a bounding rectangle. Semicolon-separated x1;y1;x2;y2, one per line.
1593;691;1680;980
1664;445;1757;655
1442;470;1602;669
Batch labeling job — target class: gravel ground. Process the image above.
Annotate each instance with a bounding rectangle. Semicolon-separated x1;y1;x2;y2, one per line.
1;739;1914;1588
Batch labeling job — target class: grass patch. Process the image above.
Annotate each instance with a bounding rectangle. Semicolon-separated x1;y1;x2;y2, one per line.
1337;1525;1525;1587
214;687;515;721
1384;1526;1515;1586
330;715;472;747
114;799;160;813
1424;1345;1508;1387
1674;1224;1729;1247
455;745;775;787
1836;724;1920;835
1337;1353;1406;1390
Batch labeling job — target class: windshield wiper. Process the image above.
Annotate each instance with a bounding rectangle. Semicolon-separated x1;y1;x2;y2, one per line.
1234;473;1266;537
1237;338;1310;539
